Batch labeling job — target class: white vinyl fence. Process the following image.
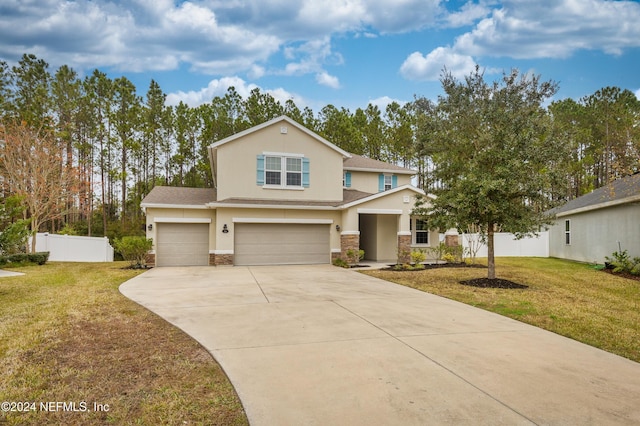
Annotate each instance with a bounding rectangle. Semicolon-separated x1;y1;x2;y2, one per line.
461;231;549;258
31;233;114;262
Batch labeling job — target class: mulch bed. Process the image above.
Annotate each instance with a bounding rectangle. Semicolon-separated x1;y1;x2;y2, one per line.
460;278;529;289
602;269;640;282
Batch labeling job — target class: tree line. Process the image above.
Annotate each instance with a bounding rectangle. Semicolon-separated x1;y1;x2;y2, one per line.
0;53;639;243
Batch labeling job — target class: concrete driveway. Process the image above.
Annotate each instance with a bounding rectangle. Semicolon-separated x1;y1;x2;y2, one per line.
120;265;640;425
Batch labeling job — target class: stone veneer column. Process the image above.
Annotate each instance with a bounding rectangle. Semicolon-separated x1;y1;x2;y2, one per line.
397;233;412;264
145;252;156;267
340;232;360;261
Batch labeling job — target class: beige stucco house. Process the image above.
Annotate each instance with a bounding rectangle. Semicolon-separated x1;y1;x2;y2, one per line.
141;116;435;266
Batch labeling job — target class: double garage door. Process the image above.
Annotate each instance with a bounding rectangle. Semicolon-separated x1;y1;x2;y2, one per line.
155;222;330;266
234;223;330;266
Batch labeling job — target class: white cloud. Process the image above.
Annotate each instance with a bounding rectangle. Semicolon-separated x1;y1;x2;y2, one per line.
165;76;304;108
635;89;640;100
453;0;640;59
316;72;340;89
443;0;492;28
400;47;477;81
369;96;406;110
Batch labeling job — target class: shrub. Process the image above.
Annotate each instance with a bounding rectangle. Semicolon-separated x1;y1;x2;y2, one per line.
0;251;49;266
345;248;365;265
605;250;640;276
410;249;426;265
332;257;349;268
113;236;153;268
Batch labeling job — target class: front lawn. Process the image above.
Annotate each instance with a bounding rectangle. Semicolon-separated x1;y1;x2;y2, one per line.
364;257;639;363
0;262;247;425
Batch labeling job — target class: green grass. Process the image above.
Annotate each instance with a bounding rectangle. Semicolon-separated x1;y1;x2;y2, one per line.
364;257;640;363
0;262;248;426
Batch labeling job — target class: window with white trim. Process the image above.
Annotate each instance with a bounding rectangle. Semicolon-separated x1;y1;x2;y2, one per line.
565;220;571;245
384;174;393;191
411;218;429;245
259;154;308;189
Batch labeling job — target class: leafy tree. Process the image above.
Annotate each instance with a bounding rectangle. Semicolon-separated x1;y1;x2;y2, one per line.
10;54;52;127
413;67;565;280
0;195;31;254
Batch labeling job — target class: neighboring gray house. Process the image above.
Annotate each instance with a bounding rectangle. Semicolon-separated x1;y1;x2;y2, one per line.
549;173;640;263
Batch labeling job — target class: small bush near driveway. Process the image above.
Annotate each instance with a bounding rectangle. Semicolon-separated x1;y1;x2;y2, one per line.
364;257;640;363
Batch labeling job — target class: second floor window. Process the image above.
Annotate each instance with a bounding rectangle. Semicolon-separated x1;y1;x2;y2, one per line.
261;155;305;188
384;174;393;191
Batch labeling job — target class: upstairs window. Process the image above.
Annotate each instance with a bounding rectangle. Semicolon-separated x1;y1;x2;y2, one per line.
378;174;398;192
384;174;393;191
265;156;282;185
286;157;302;186
257;154;309;188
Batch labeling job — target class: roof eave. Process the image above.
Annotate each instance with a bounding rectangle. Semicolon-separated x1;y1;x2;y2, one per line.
343;166;416;175
141;203;211;210
555;194;640;217
208;116;352;158
339;185;428;209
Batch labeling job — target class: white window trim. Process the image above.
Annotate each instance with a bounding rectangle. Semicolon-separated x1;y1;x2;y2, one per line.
263;153;304;189
564;219;571;245
411;217;430;246
384;174;393;191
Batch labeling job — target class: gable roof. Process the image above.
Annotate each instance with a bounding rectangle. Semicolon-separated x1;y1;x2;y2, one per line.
141;186;217;209
552;173;640;217
208;115;352;158
343;154;415;175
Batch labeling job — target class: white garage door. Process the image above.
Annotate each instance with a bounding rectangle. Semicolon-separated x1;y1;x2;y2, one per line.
156;223;209;267
234;223;330;266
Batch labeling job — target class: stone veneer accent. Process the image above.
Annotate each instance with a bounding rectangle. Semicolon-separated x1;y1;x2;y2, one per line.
397;234;412;264
212;253;234;266
340;233;360;261
145;252;156;267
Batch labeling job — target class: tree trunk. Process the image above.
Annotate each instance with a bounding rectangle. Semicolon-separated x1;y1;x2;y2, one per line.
487;224;496;280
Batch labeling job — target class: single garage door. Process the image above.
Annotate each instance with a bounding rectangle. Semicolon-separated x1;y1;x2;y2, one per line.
234;223;330;266
156;223;209;266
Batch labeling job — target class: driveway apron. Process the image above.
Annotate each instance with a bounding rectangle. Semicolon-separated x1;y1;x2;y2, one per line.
120;265;640;425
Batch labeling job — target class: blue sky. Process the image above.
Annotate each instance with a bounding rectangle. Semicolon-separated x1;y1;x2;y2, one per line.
1;0;639;112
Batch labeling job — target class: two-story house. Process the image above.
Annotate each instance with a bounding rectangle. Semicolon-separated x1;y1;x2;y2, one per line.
141;116;436;266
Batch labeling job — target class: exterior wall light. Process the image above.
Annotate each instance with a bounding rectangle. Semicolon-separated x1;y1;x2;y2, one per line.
147;224;153;231
336;225;341;232
222;224;229;233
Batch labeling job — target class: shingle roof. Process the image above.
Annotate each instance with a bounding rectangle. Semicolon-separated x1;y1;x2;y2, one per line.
141;186;217;207
552;173;640;216
343;154;415;174
215;189;374;208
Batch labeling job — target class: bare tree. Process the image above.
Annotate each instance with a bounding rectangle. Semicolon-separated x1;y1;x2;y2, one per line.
0;121;78;251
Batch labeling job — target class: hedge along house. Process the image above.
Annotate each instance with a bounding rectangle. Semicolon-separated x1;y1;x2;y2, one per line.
548;173;640;263
141;116;437;267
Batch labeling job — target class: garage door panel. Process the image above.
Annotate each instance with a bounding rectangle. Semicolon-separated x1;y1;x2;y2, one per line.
235;223;329;266
156;223;209;267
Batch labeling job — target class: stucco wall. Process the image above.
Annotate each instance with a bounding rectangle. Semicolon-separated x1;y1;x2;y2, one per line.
215;122;344;201
347;170;412;194
549;203;640;263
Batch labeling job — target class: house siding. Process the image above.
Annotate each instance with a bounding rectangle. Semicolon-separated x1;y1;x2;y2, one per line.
549;203;640;263
215;122;343;201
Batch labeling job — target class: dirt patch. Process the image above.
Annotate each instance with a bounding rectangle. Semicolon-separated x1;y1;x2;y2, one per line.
460;278;529;289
